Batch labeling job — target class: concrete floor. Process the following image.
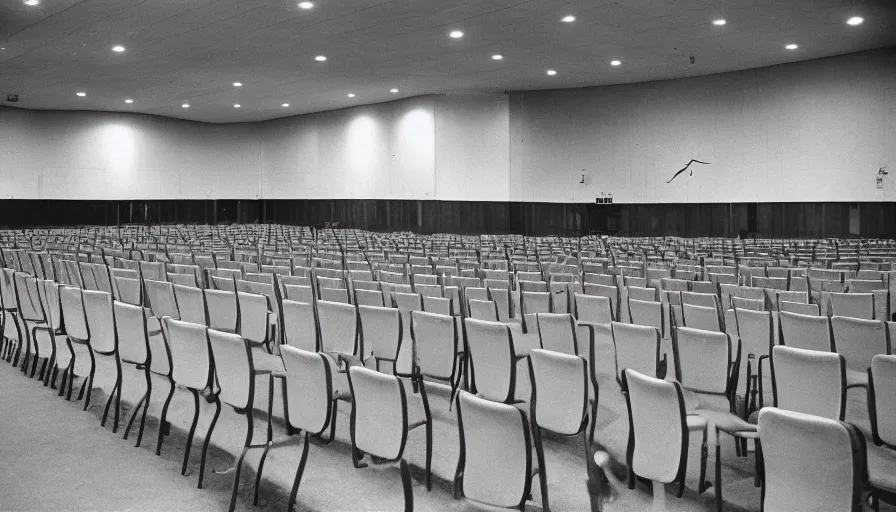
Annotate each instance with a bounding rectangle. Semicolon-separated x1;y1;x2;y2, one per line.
0;330;890;512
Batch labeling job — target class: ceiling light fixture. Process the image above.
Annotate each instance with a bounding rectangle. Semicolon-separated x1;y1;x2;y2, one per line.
315;55;327;61
347;93;355;98
233;82;243;87
298;1;314;9
282;103;290;107
24;0;39;6
561;15;576;23
112;45;125;52
785;43;798;50
712;19;726;26
491;54;503;60
846;16;864;26
182;103;190;108
611;60;621;66
125;99;133;103
234;104;241;108
390;88;398;93
449;30;464;39
546;69;557;76
76;92;86;97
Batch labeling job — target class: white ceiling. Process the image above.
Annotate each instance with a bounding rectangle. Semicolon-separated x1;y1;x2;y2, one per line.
2;0;895;123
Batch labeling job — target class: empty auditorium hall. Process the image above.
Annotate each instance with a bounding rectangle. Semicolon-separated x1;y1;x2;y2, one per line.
2;1;896;511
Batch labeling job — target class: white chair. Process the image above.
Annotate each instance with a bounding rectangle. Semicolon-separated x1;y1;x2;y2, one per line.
281;299;318;352
316;300;359;362
575;293;613;324
831;315;890;388
733;307;774;413
348;365;431;503
521;290;552;333
468;298;498;321
611;321;665;383
758;408;866;512
204;289;238;333
113;301;153;446
829;292;875;319
411;310;464;403
464;318;525;403
354;288;385;307
422;296;454;316
358;304;403;375
36;279;71;394
622;369;700;505
584;282;620;321
867;354;896;509
453;390;544;510
207;328;281;510
628;299;665;338
779;311;833;352
770;346;846;420
83;289;123;432
173;284;206;325
681;303;723;332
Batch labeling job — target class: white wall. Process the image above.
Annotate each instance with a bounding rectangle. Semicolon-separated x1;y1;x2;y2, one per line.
1;47;893;203
508;47;896;203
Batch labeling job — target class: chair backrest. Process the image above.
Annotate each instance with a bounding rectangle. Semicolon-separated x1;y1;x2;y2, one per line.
464;318;516;403
779;311;833;352
731;296;765;311
584;283;619;320
869;354;896;447
456;390;533;509
145;279;179;319
627;285;657;302
113;276;143;306
36;279;62;331
316;300;358;356
758;408;864;512
60;285;88;340
348;366;408;461
847;279;886;293
830;316;890;374
281;299;318;352
284;284;314;303
164;318;213;390
780;300;820;316
628;299;664;338
114;301;149;365
771;346;845;420
359;304;402;365
208;329;252;410
734;307;773;360
411;310;458;381
236;291;270;345
468;299;498;321
422;296;454;316
672;327;733;395
172;284;206;325
528;349;588;436
622;369;687;485
535;312;578;355
281;345;333;434
681;303;722;332
204;289;238;333
611;321;662;381
829;292;874;319
82;289;116;354
575;293;613;324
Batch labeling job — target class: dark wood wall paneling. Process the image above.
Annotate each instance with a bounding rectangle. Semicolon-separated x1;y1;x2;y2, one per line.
0;199;893;238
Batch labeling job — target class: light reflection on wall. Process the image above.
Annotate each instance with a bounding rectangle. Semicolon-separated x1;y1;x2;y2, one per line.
345;114;379;177
101;123;136;170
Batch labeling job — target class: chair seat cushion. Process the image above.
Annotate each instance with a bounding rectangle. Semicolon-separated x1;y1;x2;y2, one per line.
251;347;285;375
695;408;758;434
687;414;708;430
868;444;896;492
845;369;868;388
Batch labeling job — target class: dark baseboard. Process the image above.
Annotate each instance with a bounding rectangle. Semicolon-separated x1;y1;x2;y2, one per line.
0;199;892;238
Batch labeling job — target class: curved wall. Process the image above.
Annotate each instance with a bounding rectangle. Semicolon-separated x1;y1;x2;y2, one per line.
0;47;893;203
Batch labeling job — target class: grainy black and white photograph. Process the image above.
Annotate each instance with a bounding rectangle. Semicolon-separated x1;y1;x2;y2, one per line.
1;0;896;511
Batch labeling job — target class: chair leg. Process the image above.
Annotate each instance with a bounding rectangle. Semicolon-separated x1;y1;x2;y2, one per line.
198;397;221;489
532;426;551;512
123;393;147;440
156;379;176;456
418;377;433;491
135;368;152;448
181;389;201;475
102;374;122;432
589;397;598;445
38;358;49;384
253;441;273;505
714;443;722;512
754;440;763;488
698;429;710;493
287;432;311;512
651;481;667;512
49;366;59;389
57;367;67;396
65;360;75;401
228;412;255;512
401;459;414;512
82;348;96;410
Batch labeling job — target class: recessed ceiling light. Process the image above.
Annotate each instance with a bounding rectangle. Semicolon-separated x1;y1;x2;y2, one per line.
298;1;314;9
390;88;398;93
347;93;355;98
24;0;39;6
491;54;503;60
76;92;86;97
449;30;464;39
182;103;190;108
124;99;133;104
112;45;125;52
561;15;576;23
282;103;290;107
315;55;327;61
546;69;557;76
846;16;864;26
785;43;798;50
234;104;241;108
610;60;621;66
712;19;726;26
233;82;243;87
